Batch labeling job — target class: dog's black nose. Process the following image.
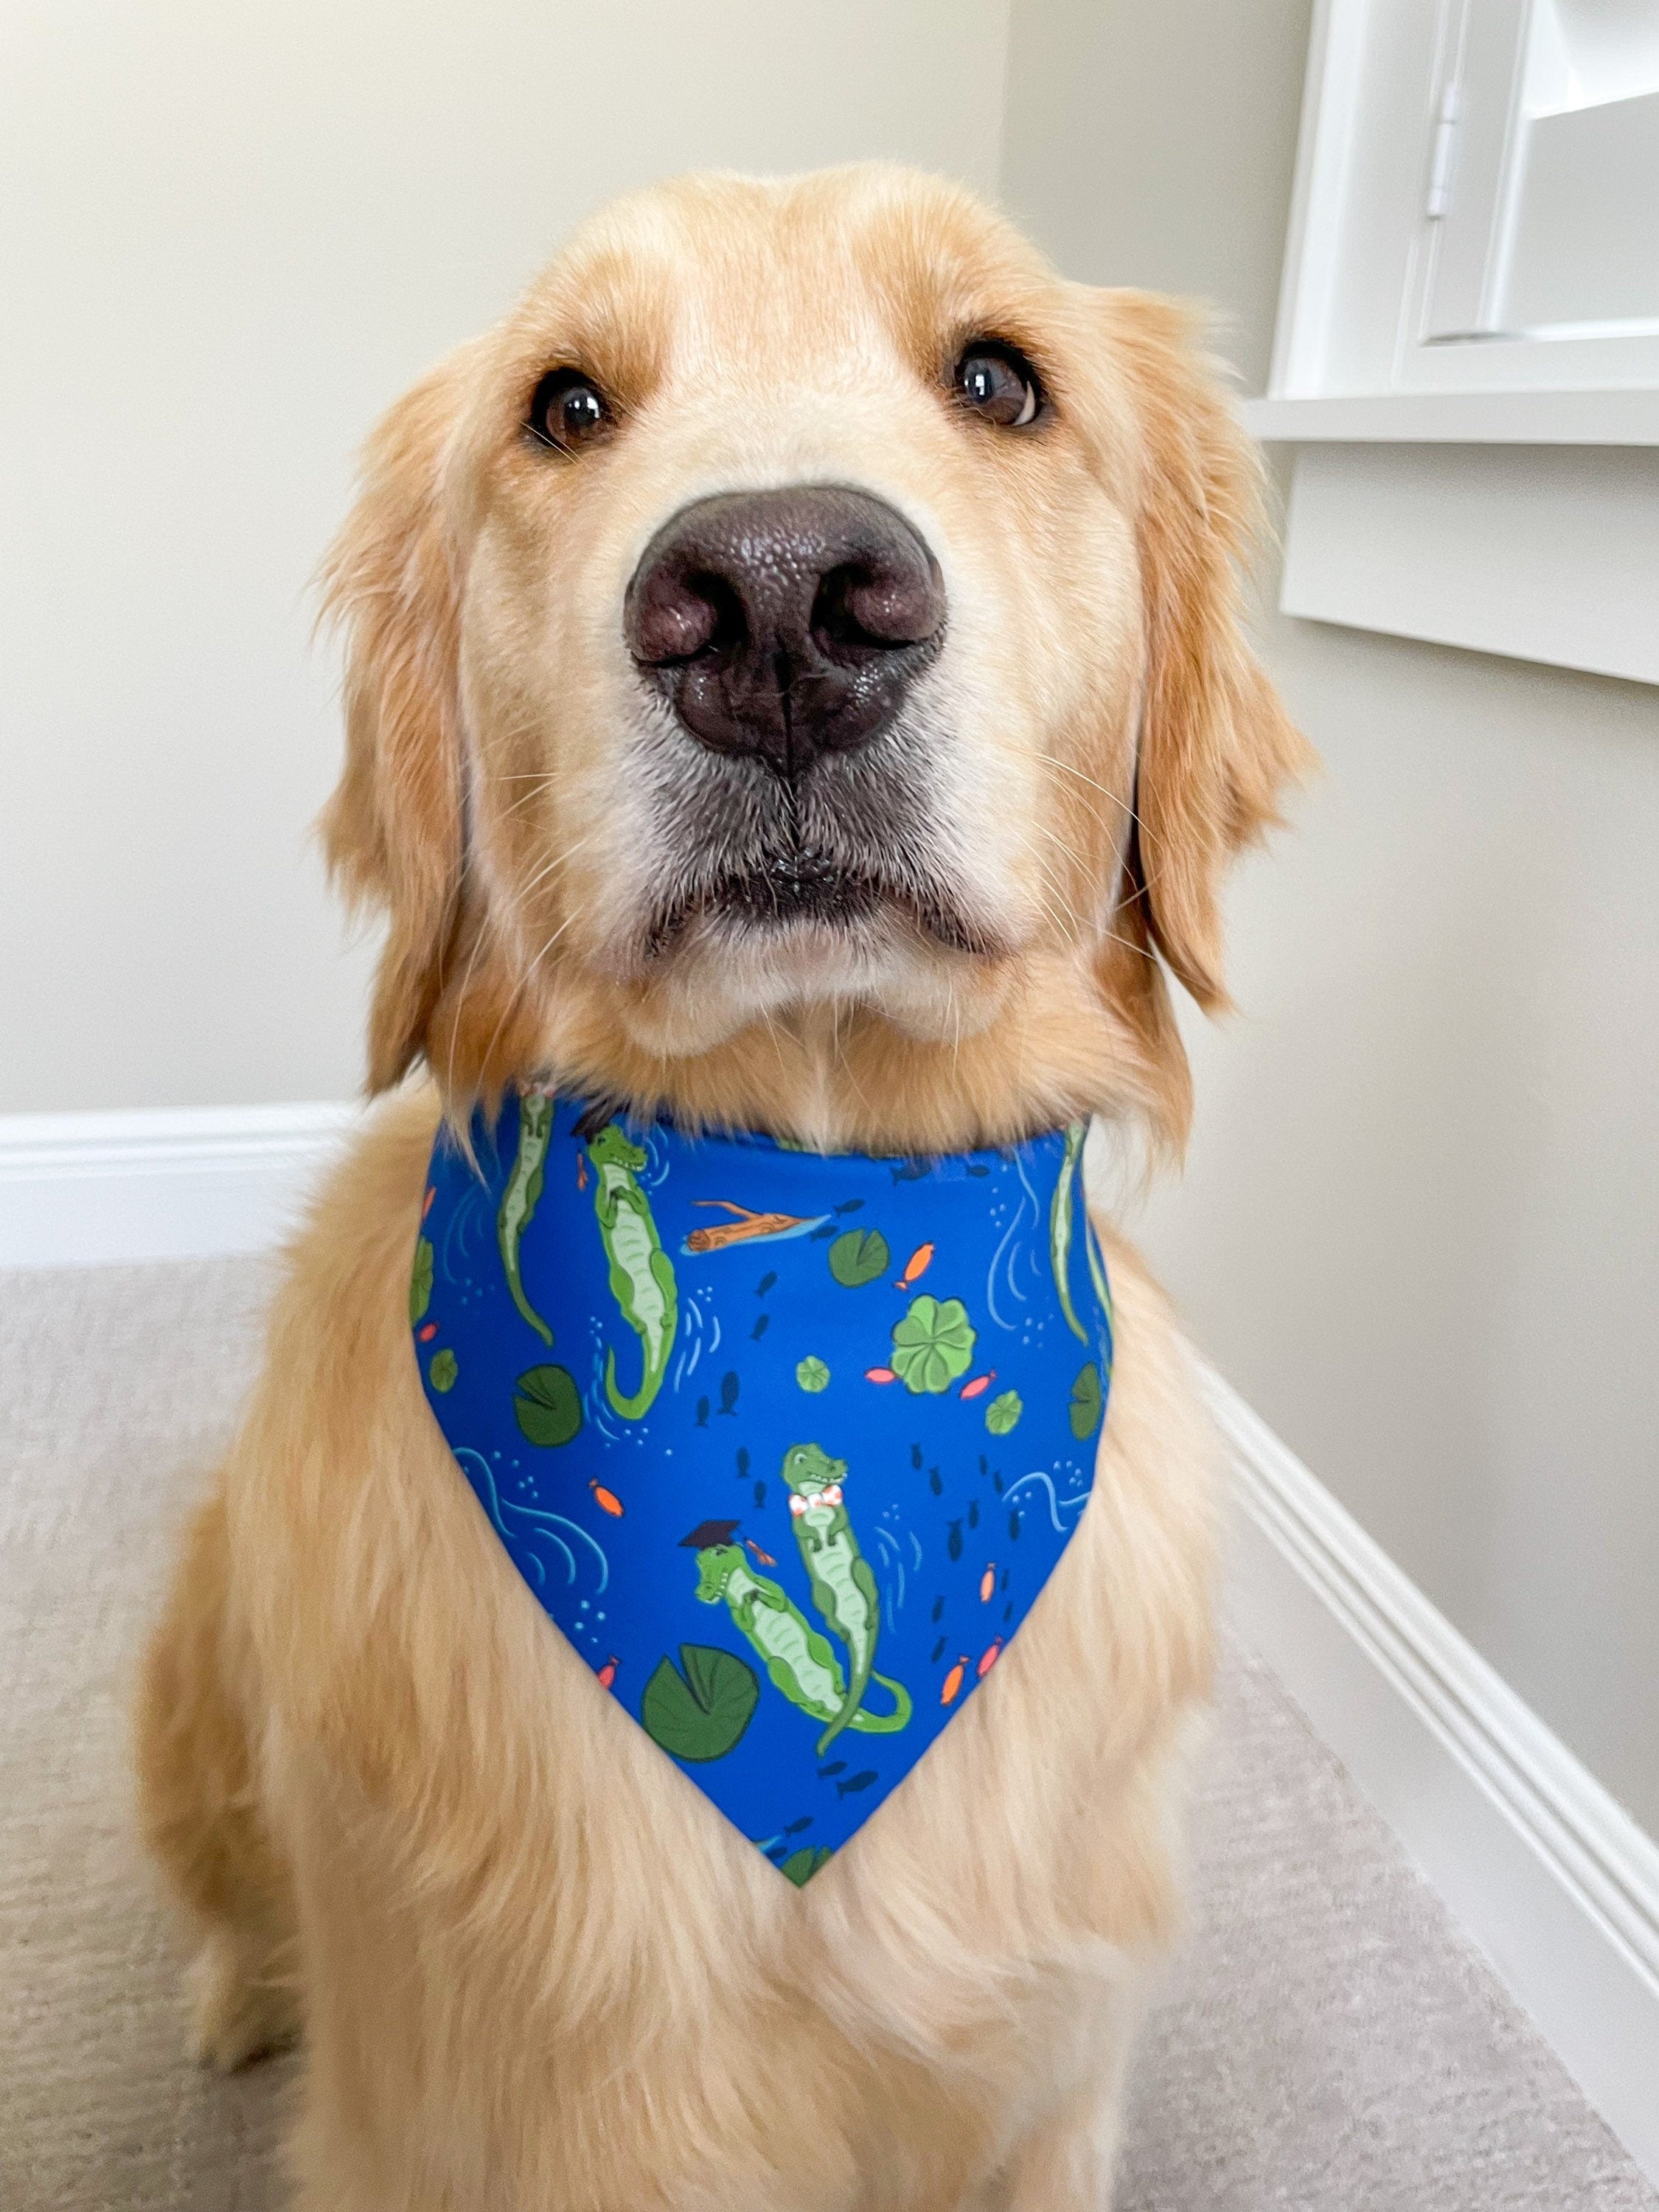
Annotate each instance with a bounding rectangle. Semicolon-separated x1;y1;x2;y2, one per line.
624;487;946;772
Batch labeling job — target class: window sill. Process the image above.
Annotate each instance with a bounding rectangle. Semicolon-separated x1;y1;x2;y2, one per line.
1241;391;1659;448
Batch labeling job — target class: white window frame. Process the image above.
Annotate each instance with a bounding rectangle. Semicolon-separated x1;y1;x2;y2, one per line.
1248;0;1659;442
1247;0;1659;685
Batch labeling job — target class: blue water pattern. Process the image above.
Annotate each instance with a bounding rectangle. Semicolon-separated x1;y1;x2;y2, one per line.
413;1097;1113;1882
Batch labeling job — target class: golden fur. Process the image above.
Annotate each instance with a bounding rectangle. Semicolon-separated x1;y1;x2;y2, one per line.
136;165;1309;2211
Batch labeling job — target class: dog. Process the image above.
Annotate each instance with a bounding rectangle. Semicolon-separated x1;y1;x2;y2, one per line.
136;163;1307;2211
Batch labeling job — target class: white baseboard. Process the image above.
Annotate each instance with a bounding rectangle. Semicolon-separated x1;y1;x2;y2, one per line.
0;1102;361;1267
1208;1366;1659;2187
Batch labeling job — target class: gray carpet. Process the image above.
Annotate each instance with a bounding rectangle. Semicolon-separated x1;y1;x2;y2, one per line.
1;1258;1652;2212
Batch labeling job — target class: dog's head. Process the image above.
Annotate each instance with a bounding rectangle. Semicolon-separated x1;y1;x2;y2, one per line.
321;165;1307;1152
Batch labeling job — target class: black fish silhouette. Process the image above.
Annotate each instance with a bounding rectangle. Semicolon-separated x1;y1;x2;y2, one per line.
965;1163;990;1178
807;1221;838;1240
967;1498;979;1529
783;1815;813;1836
1008;1509;1022;1540
931;1595;945;1623
978;1455;989;1478
695;1397;710;1428
1003;1600;1014;1623
928;1467;943;1496
837;1770;879;1797
947;1519;963;1562
754;1480;767;1507
818;1759;847;1778
716;1371;740;1415
911;1443;924;1471
736;1447;751;1480
992;1471;1005;1495
751;1313;771;1342
756;1270;777;1298
890;1160;932;1183
1001;1568;1010;1593
833;1197;865;1215
931;1635;946;1663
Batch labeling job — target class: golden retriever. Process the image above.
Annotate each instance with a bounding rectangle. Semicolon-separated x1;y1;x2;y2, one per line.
136;164;1307;2212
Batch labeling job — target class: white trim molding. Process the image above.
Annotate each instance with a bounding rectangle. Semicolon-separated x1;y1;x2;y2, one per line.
1209;1366;1659;2187
1260;428;1659;689
1275;440;1659;688
1242;389;1659;445
0;1102;361;1267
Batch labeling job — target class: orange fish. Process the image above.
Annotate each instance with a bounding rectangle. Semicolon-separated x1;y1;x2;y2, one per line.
894;1242;935;1289
577;1155;588;1191
959;1370;997;1400
940;1655;970;1705
596;1655;619;1690
422;1186;436;1219
417;1322;438;1343
977;1638;1004;1680
865;1366;898;1385
744;1537;777;1567
979;1564;997;1603
588;1480;625;1518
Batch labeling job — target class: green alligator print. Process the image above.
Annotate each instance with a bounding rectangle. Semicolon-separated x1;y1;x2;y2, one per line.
1048;1118;1090;1343
586;1124;678;1419
691;1540;909;1739
1084;1217;1114;1380
498;1088;555;1344
782;1442;912;1753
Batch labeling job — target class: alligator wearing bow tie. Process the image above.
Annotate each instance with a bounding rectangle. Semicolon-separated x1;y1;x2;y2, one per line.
783;1442;912;1753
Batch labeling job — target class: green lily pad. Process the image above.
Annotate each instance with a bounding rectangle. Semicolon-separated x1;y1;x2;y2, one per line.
796;1355;830;1394
779;1845;834;1885
827;1228;889;1287
409;1237;434;1326
1069;1360;1102;1440
890;1295;977;1395
641;1644;759;1762
985;1389;1023;1436
428;1348;458;1393
514;1363;583;1447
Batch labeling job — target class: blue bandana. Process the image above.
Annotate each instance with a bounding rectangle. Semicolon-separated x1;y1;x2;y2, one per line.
411;1095;1113;1882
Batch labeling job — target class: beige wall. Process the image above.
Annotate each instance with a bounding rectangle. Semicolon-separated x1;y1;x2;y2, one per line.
1;0;1012;1113
1004;0;1659;1837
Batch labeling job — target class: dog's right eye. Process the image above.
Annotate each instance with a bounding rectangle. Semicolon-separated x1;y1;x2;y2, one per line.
952;341;1043;429
527;368;611;453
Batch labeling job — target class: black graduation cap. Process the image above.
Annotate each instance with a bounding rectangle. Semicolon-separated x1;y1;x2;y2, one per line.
680;1518;742;1551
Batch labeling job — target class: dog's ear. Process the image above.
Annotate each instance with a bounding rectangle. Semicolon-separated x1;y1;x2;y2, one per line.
318;347;480;1093
1093;291;1312;1015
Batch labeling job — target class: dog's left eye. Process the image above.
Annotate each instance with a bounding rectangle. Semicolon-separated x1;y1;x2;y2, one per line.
953;342;1043;428
527;368;611;452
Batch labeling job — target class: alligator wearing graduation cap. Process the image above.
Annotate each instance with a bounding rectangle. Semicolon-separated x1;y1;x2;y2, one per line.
684;1519;911;1739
